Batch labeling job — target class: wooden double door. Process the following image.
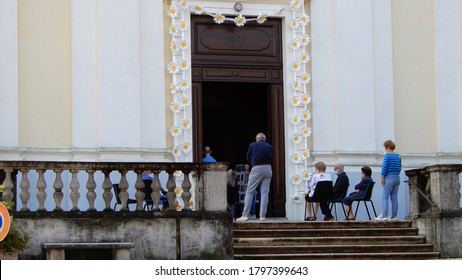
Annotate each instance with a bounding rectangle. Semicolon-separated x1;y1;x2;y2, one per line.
190;15;286;217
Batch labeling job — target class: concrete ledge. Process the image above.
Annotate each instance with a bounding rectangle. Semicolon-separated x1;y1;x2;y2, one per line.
42;242;134;260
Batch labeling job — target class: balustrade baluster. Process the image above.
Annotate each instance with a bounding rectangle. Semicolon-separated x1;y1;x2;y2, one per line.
69;170;81;211
36;169;47;211
2;169;14;204
118;170;130;211
181;170;192;211
102;170;113;211
151;171;162;211
19;169;31;212
134;170;145;211
86;170;97;211
52;170;64;211
197;172;205;211
166;169;176;211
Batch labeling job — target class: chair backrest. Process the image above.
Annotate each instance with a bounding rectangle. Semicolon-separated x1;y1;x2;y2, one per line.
112;184;122;204
364;181;375;201
312;180;333;202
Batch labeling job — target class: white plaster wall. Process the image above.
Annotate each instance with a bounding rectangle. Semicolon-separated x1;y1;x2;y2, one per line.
434;0;462;154
0;0;19;153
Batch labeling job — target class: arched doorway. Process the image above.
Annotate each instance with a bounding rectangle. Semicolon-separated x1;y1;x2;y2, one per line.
191;15;286;216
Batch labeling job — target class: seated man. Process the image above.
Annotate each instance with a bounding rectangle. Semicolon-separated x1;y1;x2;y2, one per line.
318;163;350;221
304;161;332;221
342;166;373;220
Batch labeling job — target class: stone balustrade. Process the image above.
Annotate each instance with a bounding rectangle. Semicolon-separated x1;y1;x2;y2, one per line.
405;164;462;258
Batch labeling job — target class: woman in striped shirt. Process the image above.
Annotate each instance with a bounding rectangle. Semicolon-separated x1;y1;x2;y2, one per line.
375;140;401;221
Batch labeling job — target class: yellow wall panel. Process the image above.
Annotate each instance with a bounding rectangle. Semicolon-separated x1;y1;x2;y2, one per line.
18;0;72;148
391;0;437;153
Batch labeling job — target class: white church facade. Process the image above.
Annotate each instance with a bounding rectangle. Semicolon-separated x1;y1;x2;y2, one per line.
1;0;461;221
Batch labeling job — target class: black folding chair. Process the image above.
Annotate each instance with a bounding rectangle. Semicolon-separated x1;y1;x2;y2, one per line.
329;185;349;220
351;181;377;220
112;184;137;211
304;181;333;220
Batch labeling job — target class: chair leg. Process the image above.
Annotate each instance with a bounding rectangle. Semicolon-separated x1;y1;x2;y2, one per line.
369;201;377;217
364;201;372;220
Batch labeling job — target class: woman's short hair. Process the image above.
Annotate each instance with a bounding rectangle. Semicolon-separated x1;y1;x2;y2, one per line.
361;166;372;177
314;161;327;172
383;140;396;150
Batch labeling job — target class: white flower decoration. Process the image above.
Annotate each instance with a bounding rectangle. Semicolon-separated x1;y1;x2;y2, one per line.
168;62;179;74
172;146;182;158
300;14;310;26
290;114;301;125
292;79;301;91
170;125;182;137
174;170;183;177
290;18;300;29
302;127;312;137
291;60;302;72
214;14;225;24
193;5;204;15
180;0;189;10
302;170;311;182
179;59;190;71
290;0;302;10
169;25;179;36
168;6;178;18
301;73;311;84
178;21;189;32
181;142;192;153
300;34;311;46
181;119;191;130
291;174;302;185
170;40;179;52
301;94;312;105
290;194;303;204
180;96;191;108
301;149;311;160
290;39;300;50
179;79;190;91
292;133;302;144
301;110;312;121
290;95;301;107
170;102;182;113
291;152;302;164
257;14;267;24
299;52;310;64
234;14;246;27
179;39;189;51
170;82;178;94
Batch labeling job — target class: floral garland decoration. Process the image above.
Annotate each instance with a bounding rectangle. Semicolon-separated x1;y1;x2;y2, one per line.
287;0;312;204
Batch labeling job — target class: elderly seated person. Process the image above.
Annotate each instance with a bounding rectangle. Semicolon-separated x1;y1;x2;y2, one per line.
342;166;373;220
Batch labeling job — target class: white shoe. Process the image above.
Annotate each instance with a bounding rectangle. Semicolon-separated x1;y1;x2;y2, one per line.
374;214;388;221
259;217;267;221
388;215;398;220
249;214;257;220
236;216;249;222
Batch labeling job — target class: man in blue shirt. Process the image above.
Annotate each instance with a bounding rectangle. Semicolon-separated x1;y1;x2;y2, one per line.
202;146;217;162
237;133;273;222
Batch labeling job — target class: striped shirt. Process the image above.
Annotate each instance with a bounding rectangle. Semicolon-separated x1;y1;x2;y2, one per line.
381;153;401;176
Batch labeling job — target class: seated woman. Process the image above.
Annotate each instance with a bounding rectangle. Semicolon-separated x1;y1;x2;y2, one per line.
304;161;332;221
342;166;373;220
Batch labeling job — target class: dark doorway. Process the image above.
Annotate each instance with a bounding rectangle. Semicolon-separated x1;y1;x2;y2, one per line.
202;82;269;168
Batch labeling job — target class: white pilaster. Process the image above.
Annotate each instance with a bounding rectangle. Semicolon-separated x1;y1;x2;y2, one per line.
0;0;19;152
71;0;99;153
434;0;462;153
98;0;141;149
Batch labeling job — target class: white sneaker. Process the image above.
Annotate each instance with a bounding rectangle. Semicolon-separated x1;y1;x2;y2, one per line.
249;214;257;220
259;217;267;221
375;214;388;221
388;215;398;220
236;216;249;222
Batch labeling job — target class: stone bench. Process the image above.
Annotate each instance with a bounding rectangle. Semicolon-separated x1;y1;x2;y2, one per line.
42;242;135;260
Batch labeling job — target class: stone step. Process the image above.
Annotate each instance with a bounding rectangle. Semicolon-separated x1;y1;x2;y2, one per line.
233;220;413;229
234;243;435;254
234;235;427;246
234;252;441;260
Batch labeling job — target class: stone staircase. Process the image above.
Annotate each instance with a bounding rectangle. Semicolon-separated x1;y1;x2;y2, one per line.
233;220;440;260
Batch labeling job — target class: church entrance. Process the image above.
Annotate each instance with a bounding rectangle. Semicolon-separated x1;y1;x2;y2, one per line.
190;15;286;216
